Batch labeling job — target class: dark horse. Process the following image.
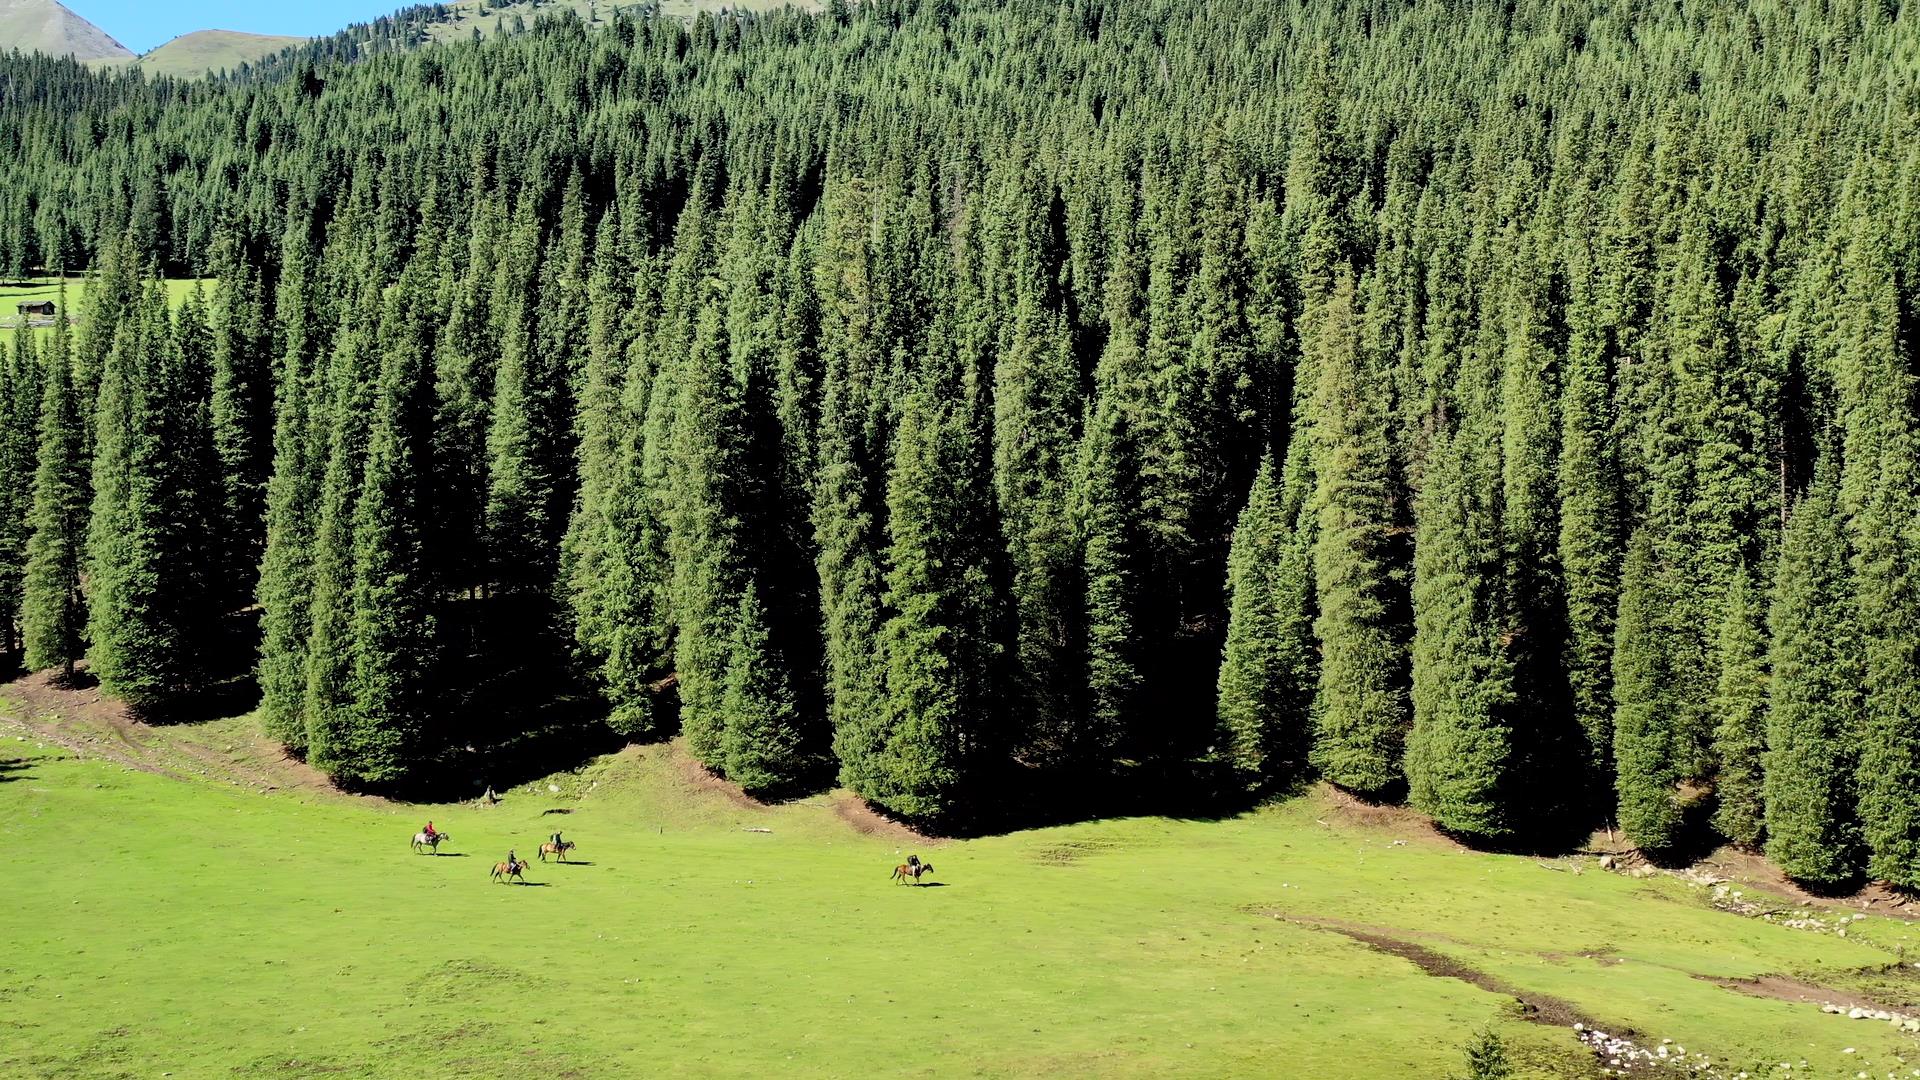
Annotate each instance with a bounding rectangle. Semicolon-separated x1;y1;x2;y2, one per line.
490;859;527;884
890;861;935;885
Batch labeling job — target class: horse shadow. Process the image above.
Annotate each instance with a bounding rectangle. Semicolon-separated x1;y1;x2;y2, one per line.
432;852;470;858
546;859;595;866
912;882;950;888
0;758;35;784
511;881;552;887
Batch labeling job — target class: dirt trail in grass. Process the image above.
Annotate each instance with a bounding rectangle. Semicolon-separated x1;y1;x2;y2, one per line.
0;669;381;806
1701;973;1899;1012
1274;914;1615;1032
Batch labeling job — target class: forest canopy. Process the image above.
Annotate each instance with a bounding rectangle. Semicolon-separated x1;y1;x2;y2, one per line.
0;0;1916;877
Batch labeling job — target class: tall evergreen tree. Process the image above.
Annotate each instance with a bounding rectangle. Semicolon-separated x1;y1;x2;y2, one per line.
1833;179;1920;888
0;327;42;654
86;284;218;712
1612;526;1684;852
1765;461;1864;886
1557;243;1623;790
337;280;440;788
1216;452;1315;786
22;301;87;676
665;293;745;767
1404;427;1515;840
718;584;809;795
874;390;1002;824
1711;566;1768;848
1309;272;1412;796
304;274;385;771
208;223;274;608
256;221;326;751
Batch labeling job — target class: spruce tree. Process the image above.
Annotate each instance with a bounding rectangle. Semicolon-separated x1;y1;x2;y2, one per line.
0;327;42;654
994;285;1085;768
22;300;87;676
338;282;439;789
1711;566;1768;848
718;584;810;795
1216;452;1314;787
256;222;325;752
1612;527;1683;852
1404;428;1515;840
86;285;218;712
1309;272;1412;796
485;233;565;599
208;225;274;608
1833;184;1920;888
812;177;892;797
304;275;384;772
665;293;745;768
1557;247;1623;789
1764;462;1864;886
874;390;1002;824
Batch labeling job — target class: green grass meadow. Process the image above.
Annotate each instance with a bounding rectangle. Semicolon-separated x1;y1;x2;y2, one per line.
7;718;1920;1078
2;277;205;339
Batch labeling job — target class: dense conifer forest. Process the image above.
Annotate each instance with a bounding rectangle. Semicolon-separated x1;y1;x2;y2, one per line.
0;0;1917;876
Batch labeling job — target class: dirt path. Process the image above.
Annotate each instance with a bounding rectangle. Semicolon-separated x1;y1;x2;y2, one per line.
0;669;385;806
1701;973;1904;1013
1280;916;1612;1031
832;793;943;847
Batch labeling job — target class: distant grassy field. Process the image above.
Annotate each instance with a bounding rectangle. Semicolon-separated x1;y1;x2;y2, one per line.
133;30;309;78
7;689;1920;1079
424;0;820;44
1;277;205;339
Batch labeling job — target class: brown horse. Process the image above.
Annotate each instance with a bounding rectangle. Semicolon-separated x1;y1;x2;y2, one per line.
890;861;934;885
538;840;576;863
490;859;527;884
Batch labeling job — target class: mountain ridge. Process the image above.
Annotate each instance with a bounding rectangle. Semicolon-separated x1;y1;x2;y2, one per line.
0;0;133;61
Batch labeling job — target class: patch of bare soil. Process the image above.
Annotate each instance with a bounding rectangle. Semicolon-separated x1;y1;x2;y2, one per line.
1288;917;1612;1031
1315;783;1471;852
832;792;942;847
1540;947;1623;966
1700;973;1898;1013
659;740;769;812
1690;844;1918;915
0;668;383;807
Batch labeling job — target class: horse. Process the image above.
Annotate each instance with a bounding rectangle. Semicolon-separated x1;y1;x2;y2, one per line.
538;840;576;863
490;859;527;884
891;861;934;885
412;831;451;855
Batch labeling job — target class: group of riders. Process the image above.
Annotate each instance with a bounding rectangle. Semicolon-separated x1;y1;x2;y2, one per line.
419;821;564;876
418;820;927;884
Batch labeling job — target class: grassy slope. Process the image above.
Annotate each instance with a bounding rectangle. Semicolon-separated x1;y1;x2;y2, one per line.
134;30;308;78
7;703;1920;1079
424;0;818;44
0;0;132;61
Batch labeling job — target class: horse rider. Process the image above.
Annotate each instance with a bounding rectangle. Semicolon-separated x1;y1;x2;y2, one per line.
551;829;564;850
423;821;438;842
907;854;920;872
506;849;519;873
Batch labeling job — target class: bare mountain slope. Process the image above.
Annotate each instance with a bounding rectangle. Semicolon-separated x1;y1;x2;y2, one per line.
0;0;132;61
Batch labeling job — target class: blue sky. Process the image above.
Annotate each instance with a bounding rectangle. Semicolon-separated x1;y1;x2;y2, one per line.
66;1;405;54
